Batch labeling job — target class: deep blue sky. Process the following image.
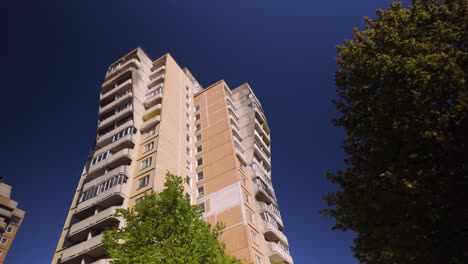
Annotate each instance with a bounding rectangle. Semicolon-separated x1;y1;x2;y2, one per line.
3;1;398;263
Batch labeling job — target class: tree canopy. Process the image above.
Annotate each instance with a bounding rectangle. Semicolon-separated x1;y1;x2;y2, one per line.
322;0;467;263
103;172;242;264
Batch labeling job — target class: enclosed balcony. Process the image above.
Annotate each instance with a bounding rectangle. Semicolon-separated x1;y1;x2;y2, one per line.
268;241;293;264
93;133;136;161
253;177;276;204
87;149;132;179
60;233;105;264
96;120;134;149
144;86;163;109
259;202;283;228
68;206;120;242
83;165;130;190
143;104;162;121
75;182;126;217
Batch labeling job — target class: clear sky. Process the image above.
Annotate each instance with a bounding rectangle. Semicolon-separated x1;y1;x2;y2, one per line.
4;0;399;263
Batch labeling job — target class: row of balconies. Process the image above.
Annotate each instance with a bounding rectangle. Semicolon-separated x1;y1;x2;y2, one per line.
60;233;105;264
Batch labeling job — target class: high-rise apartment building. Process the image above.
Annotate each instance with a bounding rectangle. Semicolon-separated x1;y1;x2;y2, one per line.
0;178;25;263
52;48;292;264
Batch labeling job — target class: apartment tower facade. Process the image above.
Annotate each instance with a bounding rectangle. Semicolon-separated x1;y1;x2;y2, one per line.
52;48;292;264
0;178;25;263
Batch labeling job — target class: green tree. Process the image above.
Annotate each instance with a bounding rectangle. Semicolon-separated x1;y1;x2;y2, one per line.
103;172;242;264
322;1;467;263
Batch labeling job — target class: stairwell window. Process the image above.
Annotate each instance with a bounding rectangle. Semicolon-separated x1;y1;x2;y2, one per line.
0;238;7;245
195;113;200;121
143;142;154;153
198;202;205;213
6;226;13;233
197;170;204;181
251;231;258;245
138;175;149;189
141;157;152;170
196;124;201;131
197;186;205;196
196;145;203;153
197;158;203;167
196;134;202;142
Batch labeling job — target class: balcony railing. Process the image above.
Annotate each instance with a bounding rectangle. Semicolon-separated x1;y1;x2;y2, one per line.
268;241;293;264
98;103;133;130
100;79;133;101
262;219;287;243
100;90;132;115
60;233;104;263
76;183;126;213
68;206;120;239
253;177;277;204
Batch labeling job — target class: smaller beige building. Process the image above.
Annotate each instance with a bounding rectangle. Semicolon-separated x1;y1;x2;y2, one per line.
0;178;25;263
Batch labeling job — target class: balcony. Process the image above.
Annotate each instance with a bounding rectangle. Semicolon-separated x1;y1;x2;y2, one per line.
253;177;276;204
262;219;287;243
268;241;293;264
99;91;132;115
144;86;163;109
76;183;126;215
104;58;140;81
140;115;161;132
0;207;12;218
259;202;283;228
94;134;136;160
68;206;120;242
143;104;162;121
84;165;129;190
254;118;270;142
87;149;132;179
97;105;133;130
148;71;165;89
254;143;271;169
100;78;132;102
60;234;105;264
96;120;133;148
254;130;271;154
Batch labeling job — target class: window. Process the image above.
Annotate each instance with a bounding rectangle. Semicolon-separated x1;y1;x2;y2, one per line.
186;123;190;131
186;146;191;156
186;94;190;100
196;134;202;142
197;171;204;181
197;186;205;196
244;192;251;204
91;150;109;166
196;124;201;131
186;160;192;170
255;255;262;264
198;202;205;213
241;177;247;186
141;157;152;170
5;226;13;233
197;158;203;166
195;113;200;120
0;238;7;245
195;105;200;111
251;231;258;245
186;112;190;120
186;134;191;143
247;211;254;223
186;86;190;91
143;142;154;153
196;145;203;153
185;175;191;186
138;175;149;189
